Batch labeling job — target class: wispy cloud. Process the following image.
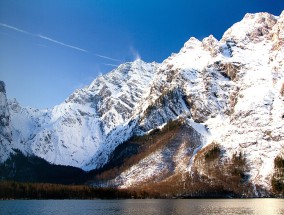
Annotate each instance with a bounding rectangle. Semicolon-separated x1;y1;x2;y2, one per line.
0;22;121;62
130;46;141;61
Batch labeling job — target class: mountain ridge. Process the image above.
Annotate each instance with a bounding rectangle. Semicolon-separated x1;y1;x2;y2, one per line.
1;11;284;196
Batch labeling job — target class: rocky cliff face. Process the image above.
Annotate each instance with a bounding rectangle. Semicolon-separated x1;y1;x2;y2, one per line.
1;11;284;196
0;81;12;162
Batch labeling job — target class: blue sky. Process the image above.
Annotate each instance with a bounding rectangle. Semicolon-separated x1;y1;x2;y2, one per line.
0;0;283;108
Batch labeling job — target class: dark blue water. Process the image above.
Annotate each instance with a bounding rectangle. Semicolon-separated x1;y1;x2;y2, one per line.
0;199;283;215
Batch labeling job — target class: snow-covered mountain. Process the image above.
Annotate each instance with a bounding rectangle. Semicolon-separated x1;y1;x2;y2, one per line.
1;11;284;196
3;60;158;169
112;11;284;191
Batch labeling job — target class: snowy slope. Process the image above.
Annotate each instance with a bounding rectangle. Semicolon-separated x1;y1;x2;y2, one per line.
206;11;284;188
0;11;283;194
3;60;158;169
110;11;284;191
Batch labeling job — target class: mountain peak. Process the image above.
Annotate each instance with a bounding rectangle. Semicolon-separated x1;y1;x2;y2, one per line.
202;35;219;57
183;37;202;49
133;58;145;64
222;11;278;43
280;10;284;18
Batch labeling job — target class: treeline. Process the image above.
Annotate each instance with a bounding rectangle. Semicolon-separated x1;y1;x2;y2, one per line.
2;121;282;199
0;181;132;199
0;150;86;184
91;119;184;184
92;142;261;199
89;123;264;198
271;155;284;196
122;143;262;199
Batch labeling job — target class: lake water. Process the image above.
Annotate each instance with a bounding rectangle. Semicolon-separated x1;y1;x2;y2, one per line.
0;199;283;215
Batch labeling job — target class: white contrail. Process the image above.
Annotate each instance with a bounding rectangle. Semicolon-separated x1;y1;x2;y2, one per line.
95;54;122;62
0;22;87;53
0;23;31;35
0;22;122;62
38;34;88;53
